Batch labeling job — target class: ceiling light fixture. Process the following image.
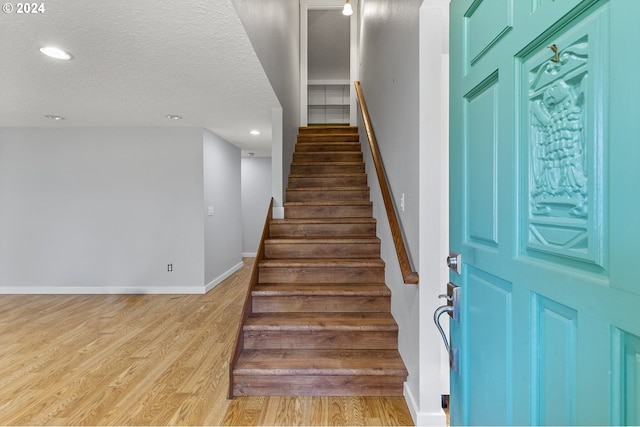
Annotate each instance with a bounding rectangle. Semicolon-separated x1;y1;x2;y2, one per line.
249;130;261;135
166;114;182;120
39;46;72;60
44;114;65;121
342;0;353;16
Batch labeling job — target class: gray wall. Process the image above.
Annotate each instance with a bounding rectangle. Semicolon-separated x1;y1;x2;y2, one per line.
308;10;350;81
358;0;422;406
0;127;243;293
203;129;243;288
232;0;300;201
241;157;272;256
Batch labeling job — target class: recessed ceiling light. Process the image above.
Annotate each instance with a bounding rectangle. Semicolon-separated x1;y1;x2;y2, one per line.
39;46;72;60
166;115;182;120
249;130;261;135
44;115;65;121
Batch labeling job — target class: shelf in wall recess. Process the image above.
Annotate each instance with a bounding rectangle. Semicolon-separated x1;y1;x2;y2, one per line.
308;80;350;124
308;79;350;85
308;103;350;106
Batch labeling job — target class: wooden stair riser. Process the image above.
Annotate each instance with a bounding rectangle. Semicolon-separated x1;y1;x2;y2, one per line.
293;152;363;163
232;374;405;397
299;126;358;135
258;266;385;284
284;203;373;219
295;142;361;153
243;330;398;350
286;188;370;202
297;134;360;143
288;174;367;188
264;239;380;259
251;294;390;313
269;220;376;238
232;348;407;397
290;163;365;175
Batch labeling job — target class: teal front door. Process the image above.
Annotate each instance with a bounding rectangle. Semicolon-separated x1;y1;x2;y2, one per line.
449;0;640;424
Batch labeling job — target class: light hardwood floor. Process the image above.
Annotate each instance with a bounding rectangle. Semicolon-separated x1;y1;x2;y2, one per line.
0;258;413;426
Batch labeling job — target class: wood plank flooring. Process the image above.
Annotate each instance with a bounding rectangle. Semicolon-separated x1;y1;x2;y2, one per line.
0;258;413;425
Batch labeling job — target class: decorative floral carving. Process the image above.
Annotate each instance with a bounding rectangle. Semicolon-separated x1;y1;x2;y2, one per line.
529;42;588;219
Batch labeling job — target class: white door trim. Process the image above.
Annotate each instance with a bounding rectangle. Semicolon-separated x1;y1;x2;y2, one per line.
299;0;358;126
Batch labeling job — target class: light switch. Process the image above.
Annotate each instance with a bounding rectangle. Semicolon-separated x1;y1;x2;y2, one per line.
207;206;214;216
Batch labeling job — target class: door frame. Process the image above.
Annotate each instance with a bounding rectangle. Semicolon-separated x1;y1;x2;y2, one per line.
415;1;450;425
299;0;359;126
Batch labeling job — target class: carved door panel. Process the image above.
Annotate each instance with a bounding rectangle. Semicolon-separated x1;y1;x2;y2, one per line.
450;0;640;424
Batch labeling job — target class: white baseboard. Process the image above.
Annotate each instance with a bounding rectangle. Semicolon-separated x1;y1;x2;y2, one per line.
204;260;243;293
415;410;447;426
242;252;257;257
0;261;245;295
404;382;447;426
404;382;420;425
0;286;206;295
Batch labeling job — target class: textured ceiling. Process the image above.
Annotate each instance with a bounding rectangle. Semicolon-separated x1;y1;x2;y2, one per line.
0;0;280;156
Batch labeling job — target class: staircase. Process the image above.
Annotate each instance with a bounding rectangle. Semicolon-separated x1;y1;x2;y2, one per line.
231;126;408;396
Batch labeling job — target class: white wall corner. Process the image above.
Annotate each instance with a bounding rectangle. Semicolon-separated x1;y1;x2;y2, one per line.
204;260;244;293
272;206;285;219
271;107;284;211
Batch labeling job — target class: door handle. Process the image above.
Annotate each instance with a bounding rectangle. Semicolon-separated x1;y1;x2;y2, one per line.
434;283;460;371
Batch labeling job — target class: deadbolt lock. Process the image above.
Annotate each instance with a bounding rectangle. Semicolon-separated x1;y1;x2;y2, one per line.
447;250;462;275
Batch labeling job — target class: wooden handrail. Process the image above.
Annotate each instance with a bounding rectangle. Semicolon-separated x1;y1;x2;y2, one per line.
354;81;419;285
228;197;273;398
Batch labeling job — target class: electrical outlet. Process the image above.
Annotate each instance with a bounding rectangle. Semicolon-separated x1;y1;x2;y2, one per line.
400;193;405;212
167;263;173;272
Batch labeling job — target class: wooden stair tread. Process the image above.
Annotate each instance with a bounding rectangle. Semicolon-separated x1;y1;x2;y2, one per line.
259;258;384;268
295;146;360;152
289;172;364;175
299;126;358;135
253;283;390;296
265;237;380;244
297;133;359;138
288;173;365;177
245;312;398;331
271;218;376;225
287;186;369;191
269;218;377;238
295;141;360;145
293;151;362;155
291;161;364;166
234;349;407;376
294;143;361;152
297;140;358;145
284;201;372;206
297;134;359;140
289;172;366;179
